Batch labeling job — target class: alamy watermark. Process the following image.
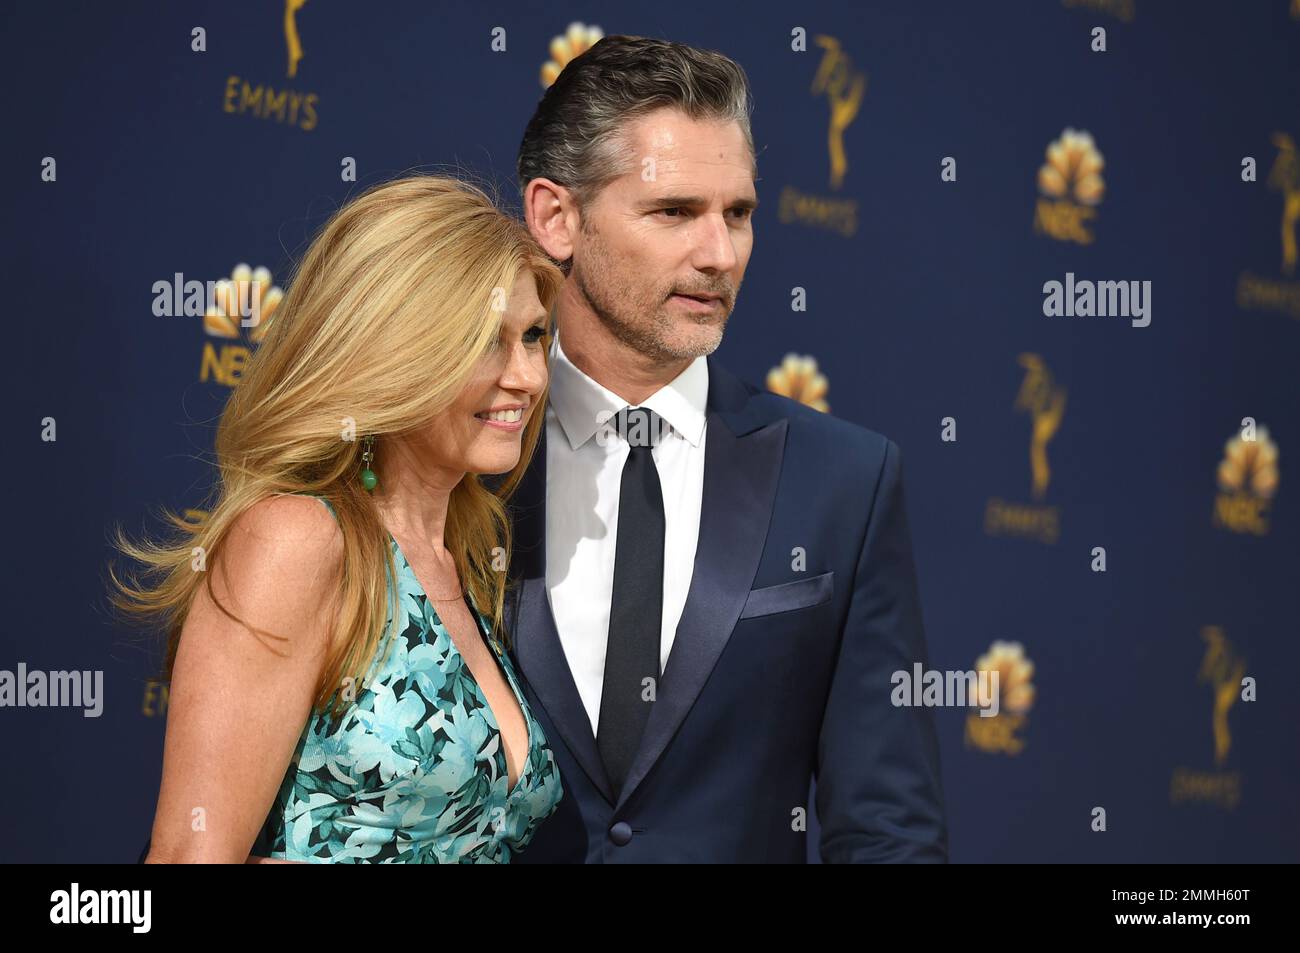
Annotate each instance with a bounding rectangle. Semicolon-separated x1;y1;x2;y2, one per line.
891;662;1000;717
1042;272;1151;327
1;663;103;717
50;883;150;933
151;271;267;327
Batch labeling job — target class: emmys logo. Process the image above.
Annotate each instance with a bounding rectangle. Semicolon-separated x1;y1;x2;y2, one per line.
777;34;863;237
964;641;1036;755
984;354;1065;544
1211;420;1278;536
221;0;320;131
192;264;284;388
1170;627;1252;810
1237;132;1300;319
766;353;830;413
1033;128;1105;245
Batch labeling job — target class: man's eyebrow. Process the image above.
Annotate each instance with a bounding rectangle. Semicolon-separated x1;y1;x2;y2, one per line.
637;194;759;211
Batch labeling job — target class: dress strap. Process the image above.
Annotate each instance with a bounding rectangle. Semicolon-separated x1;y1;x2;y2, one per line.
311;495;339;521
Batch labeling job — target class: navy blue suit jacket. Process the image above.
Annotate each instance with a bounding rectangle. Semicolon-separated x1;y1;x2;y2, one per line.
506;356;948;863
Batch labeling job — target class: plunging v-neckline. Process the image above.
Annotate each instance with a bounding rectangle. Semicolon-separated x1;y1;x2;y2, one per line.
386;531;532;798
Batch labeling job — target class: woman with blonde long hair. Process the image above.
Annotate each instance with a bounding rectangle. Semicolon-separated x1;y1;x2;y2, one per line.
112;175;566;863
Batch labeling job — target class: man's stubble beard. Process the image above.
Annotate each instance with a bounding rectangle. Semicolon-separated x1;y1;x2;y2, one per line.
572;216;731;365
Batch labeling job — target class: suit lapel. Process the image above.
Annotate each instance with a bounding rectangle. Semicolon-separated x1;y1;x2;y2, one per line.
508;359;788;814
508;422;617;804
613;358;787;812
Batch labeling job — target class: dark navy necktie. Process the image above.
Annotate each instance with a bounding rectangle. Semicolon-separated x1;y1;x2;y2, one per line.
597;406;666;798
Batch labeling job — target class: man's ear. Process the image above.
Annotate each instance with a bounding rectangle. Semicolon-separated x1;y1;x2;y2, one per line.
523;177;578;265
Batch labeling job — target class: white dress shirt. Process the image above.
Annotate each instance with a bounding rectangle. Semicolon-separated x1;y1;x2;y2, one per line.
544;330;708;739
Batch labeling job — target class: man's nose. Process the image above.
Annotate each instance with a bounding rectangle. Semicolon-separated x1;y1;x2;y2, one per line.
690;213;740;273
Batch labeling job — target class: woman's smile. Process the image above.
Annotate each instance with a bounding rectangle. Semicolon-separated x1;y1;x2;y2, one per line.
474;403;528;431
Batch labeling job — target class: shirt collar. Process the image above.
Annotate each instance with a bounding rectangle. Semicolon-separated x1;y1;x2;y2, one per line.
548;328;709;450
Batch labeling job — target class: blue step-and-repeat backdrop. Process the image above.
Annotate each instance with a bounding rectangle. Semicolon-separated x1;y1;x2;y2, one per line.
2;0;1296;862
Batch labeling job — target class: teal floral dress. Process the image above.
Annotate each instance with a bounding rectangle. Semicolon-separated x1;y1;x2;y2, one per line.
257;497;562;863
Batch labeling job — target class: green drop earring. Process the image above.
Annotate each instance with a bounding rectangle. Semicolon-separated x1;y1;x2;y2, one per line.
360;434;378;492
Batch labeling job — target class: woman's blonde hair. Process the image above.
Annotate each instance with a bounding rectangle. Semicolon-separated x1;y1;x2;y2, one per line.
109;174;564;719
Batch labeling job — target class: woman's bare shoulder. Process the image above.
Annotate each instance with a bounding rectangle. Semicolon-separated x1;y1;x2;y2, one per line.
199;494;345;641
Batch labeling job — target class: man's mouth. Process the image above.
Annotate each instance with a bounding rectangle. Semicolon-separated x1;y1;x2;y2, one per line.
671;291;726;311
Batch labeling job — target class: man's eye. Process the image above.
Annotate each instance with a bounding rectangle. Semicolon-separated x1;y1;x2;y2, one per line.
731;207;753;220
657;207;685;218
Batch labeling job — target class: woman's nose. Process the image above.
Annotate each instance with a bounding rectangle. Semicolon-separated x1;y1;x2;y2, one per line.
500;342;546;395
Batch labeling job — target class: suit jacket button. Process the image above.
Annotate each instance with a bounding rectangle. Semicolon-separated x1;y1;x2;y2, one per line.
608;821;633;846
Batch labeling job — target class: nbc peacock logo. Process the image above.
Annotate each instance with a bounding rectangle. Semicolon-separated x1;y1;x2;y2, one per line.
539;22;604;88
964;640;1036;755
1211;420;1279;536
766;353;830;413
198;264;284;388
1033;128;1105;245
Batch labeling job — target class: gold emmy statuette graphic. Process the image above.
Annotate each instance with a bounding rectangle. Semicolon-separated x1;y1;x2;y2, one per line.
1267;133;1300;276
777;36;862;237
1014;354;1067;501
1170;627;1246;810
1236;132;1300;319
1199;627;1245;767
766;353;830;413
285;0;309;79
811;36;865;191
983;355;1065;544
222;0;319;130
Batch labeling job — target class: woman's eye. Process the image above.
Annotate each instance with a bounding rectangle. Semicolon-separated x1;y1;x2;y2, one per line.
523;325;547;344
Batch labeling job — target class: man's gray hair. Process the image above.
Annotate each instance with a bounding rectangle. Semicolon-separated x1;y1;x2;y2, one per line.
517;34;756;212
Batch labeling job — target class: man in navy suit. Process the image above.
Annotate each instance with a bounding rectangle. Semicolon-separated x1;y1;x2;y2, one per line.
509;34;948;863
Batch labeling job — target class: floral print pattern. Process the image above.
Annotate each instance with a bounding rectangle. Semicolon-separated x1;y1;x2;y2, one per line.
258;498;562;863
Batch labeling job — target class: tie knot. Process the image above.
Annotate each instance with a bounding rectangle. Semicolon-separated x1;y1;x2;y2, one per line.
614;406;665;448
